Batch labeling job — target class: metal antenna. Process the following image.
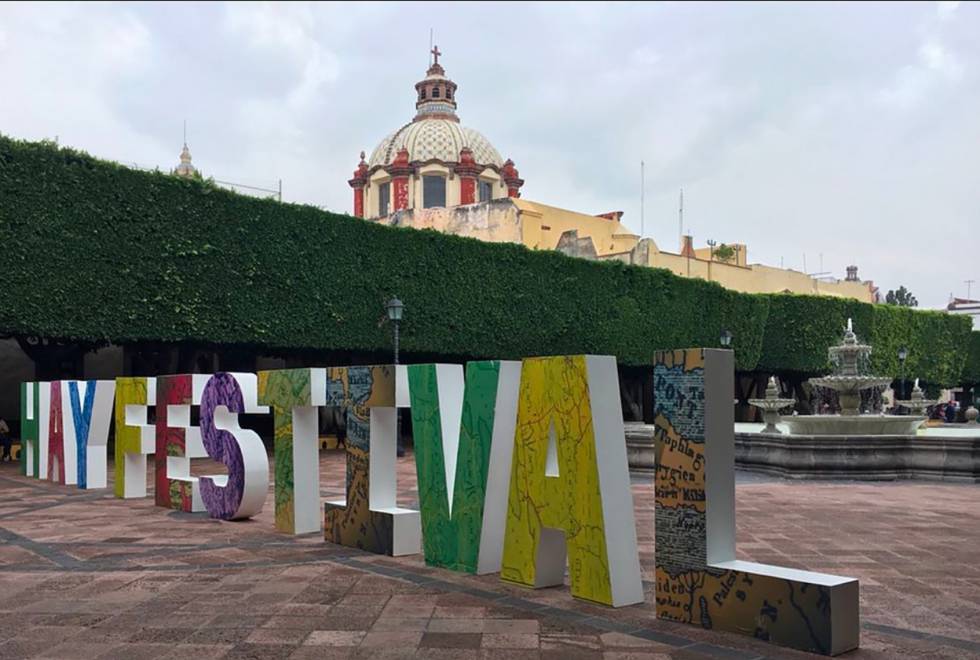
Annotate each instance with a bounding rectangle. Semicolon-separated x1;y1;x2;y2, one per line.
679;188;684;247
183;119;187;146
967;279;976;300
640;161;645;238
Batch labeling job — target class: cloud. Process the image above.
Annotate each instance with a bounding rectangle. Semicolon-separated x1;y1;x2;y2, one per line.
1;1;978;308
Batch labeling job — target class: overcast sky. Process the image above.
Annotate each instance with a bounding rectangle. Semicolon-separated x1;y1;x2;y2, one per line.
2;1;977;308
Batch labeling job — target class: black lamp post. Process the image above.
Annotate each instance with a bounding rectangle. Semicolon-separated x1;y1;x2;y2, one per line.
385;297;404;365
385;297;404;456
720;328;733;348
898;346;908;401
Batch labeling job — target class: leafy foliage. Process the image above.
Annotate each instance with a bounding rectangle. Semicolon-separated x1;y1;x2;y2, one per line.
0;134;974;385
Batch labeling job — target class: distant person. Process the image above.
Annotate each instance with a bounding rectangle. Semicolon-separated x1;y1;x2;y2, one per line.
0;418;11;462
945;400;957;424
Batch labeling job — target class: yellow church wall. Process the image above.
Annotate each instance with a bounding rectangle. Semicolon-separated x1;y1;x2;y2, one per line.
512;199;639;257
370;198;874;303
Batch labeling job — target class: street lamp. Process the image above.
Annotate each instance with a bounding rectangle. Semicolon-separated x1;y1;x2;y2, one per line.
385;297;404;365
898;346;908;401
385;297;405;456
720;328;733;348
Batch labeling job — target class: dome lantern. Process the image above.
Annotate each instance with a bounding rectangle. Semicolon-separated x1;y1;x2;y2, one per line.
414;46;459;123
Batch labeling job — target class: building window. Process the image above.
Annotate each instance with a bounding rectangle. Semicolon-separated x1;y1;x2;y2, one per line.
423;175;446;208
420;88;426;100
379;182;390;216
432;86;441;98
446;88;453;100
479;180;492;202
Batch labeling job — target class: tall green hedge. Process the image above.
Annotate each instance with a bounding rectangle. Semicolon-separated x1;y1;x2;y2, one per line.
0;135;973;384
963;331;980;387
757;293;974;385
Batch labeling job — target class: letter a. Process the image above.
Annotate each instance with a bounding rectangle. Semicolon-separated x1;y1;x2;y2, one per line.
500;355;643;607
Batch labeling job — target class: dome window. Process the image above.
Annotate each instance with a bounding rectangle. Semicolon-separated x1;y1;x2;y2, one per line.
432;86;441;99
423;175;446;208
446;88;453;100
379;182;391;216
479;180;492;202
420;88;426;100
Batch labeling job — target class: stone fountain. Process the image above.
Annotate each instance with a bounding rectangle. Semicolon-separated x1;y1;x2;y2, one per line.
748;376;795;434
894;378;939;416
781;319;927;436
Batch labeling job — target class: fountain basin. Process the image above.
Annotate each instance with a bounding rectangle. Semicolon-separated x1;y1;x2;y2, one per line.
781;414;926;436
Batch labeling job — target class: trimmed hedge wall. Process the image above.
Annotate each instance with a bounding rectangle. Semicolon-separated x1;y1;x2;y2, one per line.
0;135;975;384
758;294;974;385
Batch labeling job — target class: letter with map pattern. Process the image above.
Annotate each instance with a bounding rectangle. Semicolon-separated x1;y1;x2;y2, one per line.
323;365;420;556
199;372;269;520
19;382;40;477
154;374;210;512
114;377;157;499
65;380;115;489
257;368;327;534
407;361;521;574
500;355;644;607
653;349;859;655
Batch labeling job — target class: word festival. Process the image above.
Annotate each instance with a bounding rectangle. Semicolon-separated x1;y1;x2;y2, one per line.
16;350;859;656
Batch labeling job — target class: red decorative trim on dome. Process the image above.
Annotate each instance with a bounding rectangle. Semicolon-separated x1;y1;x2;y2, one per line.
386;147;413;177
501;158;524;197
454;147;483;177
348;151;369;189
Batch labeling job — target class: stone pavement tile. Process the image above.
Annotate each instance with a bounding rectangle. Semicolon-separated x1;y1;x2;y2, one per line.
225;643;299;659
600;653;671;660
162;644;234;659
206;614;271;629
432;605;487;619
427;618;486;633
314;615;379;631
482;633;540;648
98;642;174;660
288;648;353;660
129;626;197;644
420;632;483;649
541;634;602;651
260;616;325;631
245;628;311;645
33;641;119;659
478;650;541;660
600;632;673;651
359;630;424;648
304;630;365;646
186;626;255;645
371;617;430;631
484;619;539;633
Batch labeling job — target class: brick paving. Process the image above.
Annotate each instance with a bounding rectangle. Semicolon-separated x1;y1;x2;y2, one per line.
0;453;978;659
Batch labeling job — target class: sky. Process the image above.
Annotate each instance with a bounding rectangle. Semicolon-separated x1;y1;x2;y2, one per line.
1;1;978;309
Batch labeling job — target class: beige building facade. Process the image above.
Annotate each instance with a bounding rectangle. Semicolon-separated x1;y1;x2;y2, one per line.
374;199;878;302
353;48;878;304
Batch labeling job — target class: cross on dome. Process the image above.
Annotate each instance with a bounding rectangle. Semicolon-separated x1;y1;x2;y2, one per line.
431;45;441;65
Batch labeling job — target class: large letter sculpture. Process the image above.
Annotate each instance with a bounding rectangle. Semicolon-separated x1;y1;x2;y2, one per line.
155;374;210;512
199;373;269;520
19;382;40;477
501;355;644;607
407;361;521;574
257;368;327;534
114;377;157;499
653;349;859;655
46;381;74;484
65;380;115;489
323;365;420;556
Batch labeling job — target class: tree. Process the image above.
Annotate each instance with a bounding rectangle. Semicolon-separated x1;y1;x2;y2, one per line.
885;286;918;307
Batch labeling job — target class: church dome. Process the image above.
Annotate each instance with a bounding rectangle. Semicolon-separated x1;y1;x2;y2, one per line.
367;120;503;169
348;46;524;218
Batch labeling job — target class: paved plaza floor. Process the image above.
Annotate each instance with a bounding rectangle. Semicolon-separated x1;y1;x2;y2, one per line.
0;452;978;659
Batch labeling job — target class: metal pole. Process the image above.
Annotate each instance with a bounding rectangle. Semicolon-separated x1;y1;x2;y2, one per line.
393;319;401;455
